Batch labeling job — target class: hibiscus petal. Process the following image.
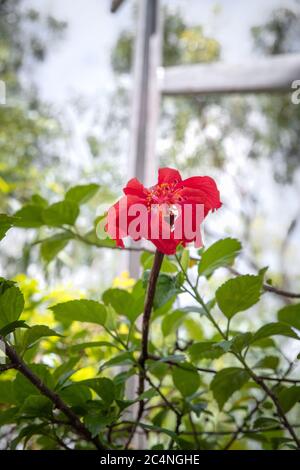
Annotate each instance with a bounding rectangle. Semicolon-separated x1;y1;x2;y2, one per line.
147;207;181;255
180;176;222;215
123;178;148;198
106;195;146;243
158;167;182;185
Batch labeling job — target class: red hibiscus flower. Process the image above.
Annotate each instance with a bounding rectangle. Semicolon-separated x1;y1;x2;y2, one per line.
106;168;221;255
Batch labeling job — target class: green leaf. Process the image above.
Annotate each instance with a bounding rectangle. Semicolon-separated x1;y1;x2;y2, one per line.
251;338;276;349
13;365;54;403
102;288;131;314
52;357;80;387
139;423;179;441
198;238;242;277
99;351;134;372
40;233;72;263
254;356;279;370
30;194;48;207
161;310;185;337
0;407;19;426
211;367;249;409
251;322;299;343
80;378;115;405
102;288;143;323
253;417;279;429
0;285;24;328
152;273;180;309
137;388;157;402
0;277;15;293
14;205;44;228
65;183;99;205
0;380;16;404
230;332;253;353
141;252;177;273
278;304;300;331
216;275;262;319
42;200;79;226
0;214;17;241
172;362;200;396
50;299;107;326
84;410;114;437
188;341;226;361
10;423;49;450
60;384;92;407
278;386;300;413
69;341;120;353
18;395;52;417
0;320;29;336
22;325;62;350
183;317;203;340
84;229;117;248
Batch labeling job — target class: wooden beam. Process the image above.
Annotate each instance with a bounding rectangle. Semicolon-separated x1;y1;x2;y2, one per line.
110;0;126;13
128;0;161;277
160;53;300;95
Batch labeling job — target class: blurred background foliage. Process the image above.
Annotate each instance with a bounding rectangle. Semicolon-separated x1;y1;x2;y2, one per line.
0;0;299;296
0;0;67;212
0;0;299;323
0;0;300;450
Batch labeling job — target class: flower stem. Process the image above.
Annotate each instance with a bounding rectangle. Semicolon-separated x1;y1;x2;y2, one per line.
140;249;164;365
125;249;164;449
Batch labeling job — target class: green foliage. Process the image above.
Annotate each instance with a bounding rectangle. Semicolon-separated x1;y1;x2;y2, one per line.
42;201;79;227
278;386;300;413
65;184;100;205
50;299;107;326
0;214;18;241
0;0;66;212
1;195;300;450
278;304;300;331
0;280;24;328
211;368;250;410
102;287;144;323
251;322;299;343
198;238;242;277
40;233;73;263
216;274;263;319
21;325;62;350
172;363;200;396
111;10;220;74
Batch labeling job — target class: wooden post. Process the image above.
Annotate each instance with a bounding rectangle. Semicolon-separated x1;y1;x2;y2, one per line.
125;0;161;450
128;0;161;278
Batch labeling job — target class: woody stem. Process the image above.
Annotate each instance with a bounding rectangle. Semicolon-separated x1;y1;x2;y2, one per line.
140;249;164;365
125;249;164;448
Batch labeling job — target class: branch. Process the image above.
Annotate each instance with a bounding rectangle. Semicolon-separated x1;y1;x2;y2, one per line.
148;355;300;384
226;265;300;299
176;258;300;448
0;335;106;450
0;363;16;373
125;249;164;449
48;230;300;299
110;0;126;13
240;357;300;448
